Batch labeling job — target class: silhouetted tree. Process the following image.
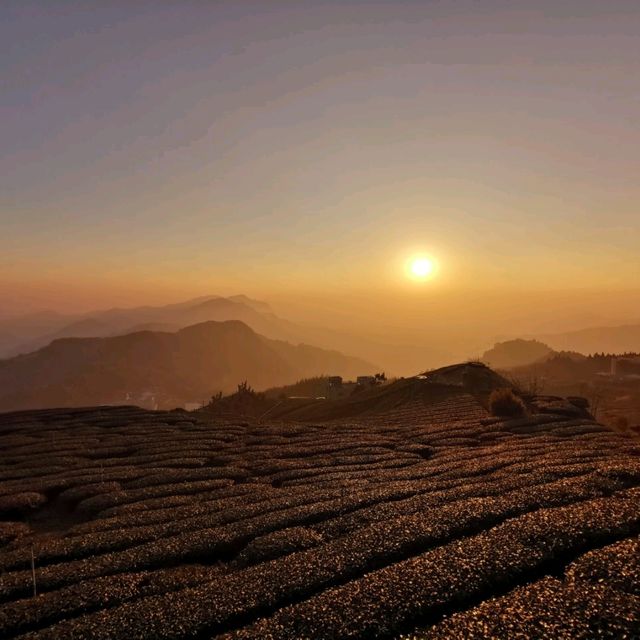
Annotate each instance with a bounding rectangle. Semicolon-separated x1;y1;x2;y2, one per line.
237;381;254;395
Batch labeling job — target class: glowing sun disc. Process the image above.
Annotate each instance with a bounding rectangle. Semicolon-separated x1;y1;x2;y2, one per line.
409;256;435;279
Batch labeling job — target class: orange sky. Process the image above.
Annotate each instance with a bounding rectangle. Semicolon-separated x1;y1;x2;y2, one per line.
2;2;640;347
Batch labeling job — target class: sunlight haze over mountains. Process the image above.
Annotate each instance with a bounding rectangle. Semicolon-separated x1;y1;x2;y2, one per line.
2;0;640;358
2;5;640;637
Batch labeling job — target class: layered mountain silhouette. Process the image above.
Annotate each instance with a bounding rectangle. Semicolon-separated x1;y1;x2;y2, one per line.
0;295;451;374
0;320;374;412
1;296;288;357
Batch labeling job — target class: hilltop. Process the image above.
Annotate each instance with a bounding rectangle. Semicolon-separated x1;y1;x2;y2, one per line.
0;374;638;638
0;321;374;412
481;339;554;369
203;362;518;422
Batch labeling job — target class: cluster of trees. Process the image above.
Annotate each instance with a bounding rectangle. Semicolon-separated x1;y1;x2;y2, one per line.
586;352;640;359
204;380;272;417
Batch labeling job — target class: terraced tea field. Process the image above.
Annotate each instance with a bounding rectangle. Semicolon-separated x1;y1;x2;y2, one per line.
1;391;639;638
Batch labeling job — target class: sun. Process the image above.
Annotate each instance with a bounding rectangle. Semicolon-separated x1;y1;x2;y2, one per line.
407;255;436;280
411;257;434;278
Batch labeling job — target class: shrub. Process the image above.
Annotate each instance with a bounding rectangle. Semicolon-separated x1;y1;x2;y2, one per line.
488;388;525;418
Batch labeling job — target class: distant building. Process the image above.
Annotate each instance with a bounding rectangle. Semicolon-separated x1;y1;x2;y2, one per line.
325;376;345;399
357;376;376;386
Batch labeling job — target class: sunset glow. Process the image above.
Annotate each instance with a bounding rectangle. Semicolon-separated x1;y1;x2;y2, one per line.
407;256;437;281
1;5;640;635
0;0;639;370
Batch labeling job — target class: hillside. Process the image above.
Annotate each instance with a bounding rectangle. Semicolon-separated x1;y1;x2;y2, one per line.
0;321;373;412
0;388;638;638
207;362;515;423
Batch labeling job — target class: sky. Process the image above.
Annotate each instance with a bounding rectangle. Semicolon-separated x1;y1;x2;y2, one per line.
2;1;640;344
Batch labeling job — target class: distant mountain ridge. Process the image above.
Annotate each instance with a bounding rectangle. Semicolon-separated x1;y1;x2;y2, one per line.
0;295;453;375
537;323;640;355
0;320;375;412
1;295;281;357
10;297;639;377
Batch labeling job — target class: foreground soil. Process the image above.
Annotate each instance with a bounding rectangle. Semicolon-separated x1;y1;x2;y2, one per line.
0;392;639;639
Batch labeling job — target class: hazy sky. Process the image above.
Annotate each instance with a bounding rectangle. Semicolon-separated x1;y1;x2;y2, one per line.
2;1;640;333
